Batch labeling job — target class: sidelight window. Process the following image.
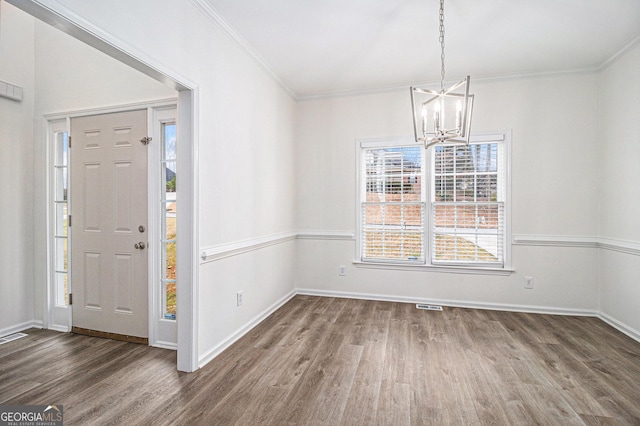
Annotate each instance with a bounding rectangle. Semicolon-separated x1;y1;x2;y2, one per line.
161;123;177;319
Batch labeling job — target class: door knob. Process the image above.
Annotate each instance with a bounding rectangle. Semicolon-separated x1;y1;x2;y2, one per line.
134;242;146;250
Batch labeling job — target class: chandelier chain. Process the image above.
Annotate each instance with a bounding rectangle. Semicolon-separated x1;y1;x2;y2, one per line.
439;0;445;92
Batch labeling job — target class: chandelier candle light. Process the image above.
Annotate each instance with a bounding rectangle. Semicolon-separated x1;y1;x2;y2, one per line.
411;0;474;148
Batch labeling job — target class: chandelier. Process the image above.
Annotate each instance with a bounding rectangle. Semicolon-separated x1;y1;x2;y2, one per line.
410;0;474;148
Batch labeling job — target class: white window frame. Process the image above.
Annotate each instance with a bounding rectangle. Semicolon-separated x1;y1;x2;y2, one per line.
357;138;427;264
46;118;73;332
355;132;512;275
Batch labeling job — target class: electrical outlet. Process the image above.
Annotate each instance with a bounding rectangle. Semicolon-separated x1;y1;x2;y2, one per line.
524;276;534;289
339;265;346;276
237;291;243;306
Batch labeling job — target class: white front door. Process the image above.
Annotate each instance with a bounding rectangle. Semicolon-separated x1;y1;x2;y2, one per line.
70;110;149;340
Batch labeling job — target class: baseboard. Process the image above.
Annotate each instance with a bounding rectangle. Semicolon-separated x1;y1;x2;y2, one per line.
597;312;640;343
48;324;70;333
0;320;43;338
296;288;598;317
153;340;178;351
198;289;297;368
296;288;640;345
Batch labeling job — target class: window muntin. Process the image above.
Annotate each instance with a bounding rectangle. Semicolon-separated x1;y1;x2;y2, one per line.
161;123;177;319
361;146;425;262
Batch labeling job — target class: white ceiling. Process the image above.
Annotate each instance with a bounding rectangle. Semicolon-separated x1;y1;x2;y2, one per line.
204;0;640;98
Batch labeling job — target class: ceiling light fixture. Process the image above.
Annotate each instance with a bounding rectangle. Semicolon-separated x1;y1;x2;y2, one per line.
410;0;474;148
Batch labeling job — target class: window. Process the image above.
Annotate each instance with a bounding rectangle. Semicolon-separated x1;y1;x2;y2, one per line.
53;131;69;305
359;133;509;269
361;145;426;262
161;123;177;319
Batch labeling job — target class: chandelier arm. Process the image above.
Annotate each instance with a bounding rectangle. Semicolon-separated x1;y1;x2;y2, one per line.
443;78;468;95
412;87;440;96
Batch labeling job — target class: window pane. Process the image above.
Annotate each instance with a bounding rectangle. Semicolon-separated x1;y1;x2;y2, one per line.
55;237;67;271
432;141;503;265
164;161;177;193
362;145;424;263
434;176;454;202
54;272;68;306
55;132;68;166
432;202;503;263
165;202;176;240
165;281;176;318
54;167;67;201
55;203;68;236
164;124;177;160
475;174;497;202
165;242;176;279
161;122;177;320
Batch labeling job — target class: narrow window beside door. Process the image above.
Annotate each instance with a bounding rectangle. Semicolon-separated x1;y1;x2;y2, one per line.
162;123;177;319
53;131;69;305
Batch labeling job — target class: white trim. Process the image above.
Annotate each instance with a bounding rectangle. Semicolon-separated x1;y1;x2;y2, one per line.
0;321;44;339
200;232;297;263
597;32;640;71
296;230;355;241
47;325;69;333
297;67;601;101
189;0;296;100
43;98;178;121
352;260;514;276
296;289;596;316
598;312;640;343
198;289;296;368
149;106;179;348
512;234;599;248
598;237;640;256
153;341;178;351
513;234;640;256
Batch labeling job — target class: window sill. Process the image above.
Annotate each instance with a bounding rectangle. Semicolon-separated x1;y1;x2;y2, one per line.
352;260;514;276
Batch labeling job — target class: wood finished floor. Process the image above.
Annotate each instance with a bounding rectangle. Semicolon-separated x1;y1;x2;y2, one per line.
1;295;640;425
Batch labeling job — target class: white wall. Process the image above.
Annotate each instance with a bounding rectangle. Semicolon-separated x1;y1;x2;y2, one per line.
0;5;36;334
598;42;640;335
41;0;298;362
295;74;601;313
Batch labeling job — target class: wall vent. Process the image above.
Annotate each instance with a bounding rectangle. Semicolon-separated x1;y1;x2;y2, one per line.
416;304;443;311
0;332;28;345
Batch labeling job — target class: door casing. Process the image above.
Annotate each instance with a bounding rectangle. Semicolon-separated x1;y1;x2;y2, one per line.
46;101;178;348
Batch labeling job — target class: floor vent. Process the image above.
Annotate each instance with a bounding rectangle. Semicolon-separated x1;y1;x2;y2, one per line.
416;304;443;311
0;332;28;345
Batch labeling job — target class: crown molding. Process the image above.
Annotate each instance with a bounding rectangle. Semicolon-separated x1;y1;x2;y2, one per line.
189;0;296;100
597;32;640;71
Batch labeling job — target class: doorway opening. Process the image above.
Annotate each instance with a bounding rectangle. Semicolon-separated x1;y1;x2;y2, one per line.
47;103;179;347
7;0;199;371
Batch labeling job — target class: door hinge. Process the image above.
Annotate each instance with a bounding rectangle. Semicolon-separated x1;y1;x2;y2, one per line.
140;136;152;145
68;215;72;227
68;136;71;148
68;293;72;305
